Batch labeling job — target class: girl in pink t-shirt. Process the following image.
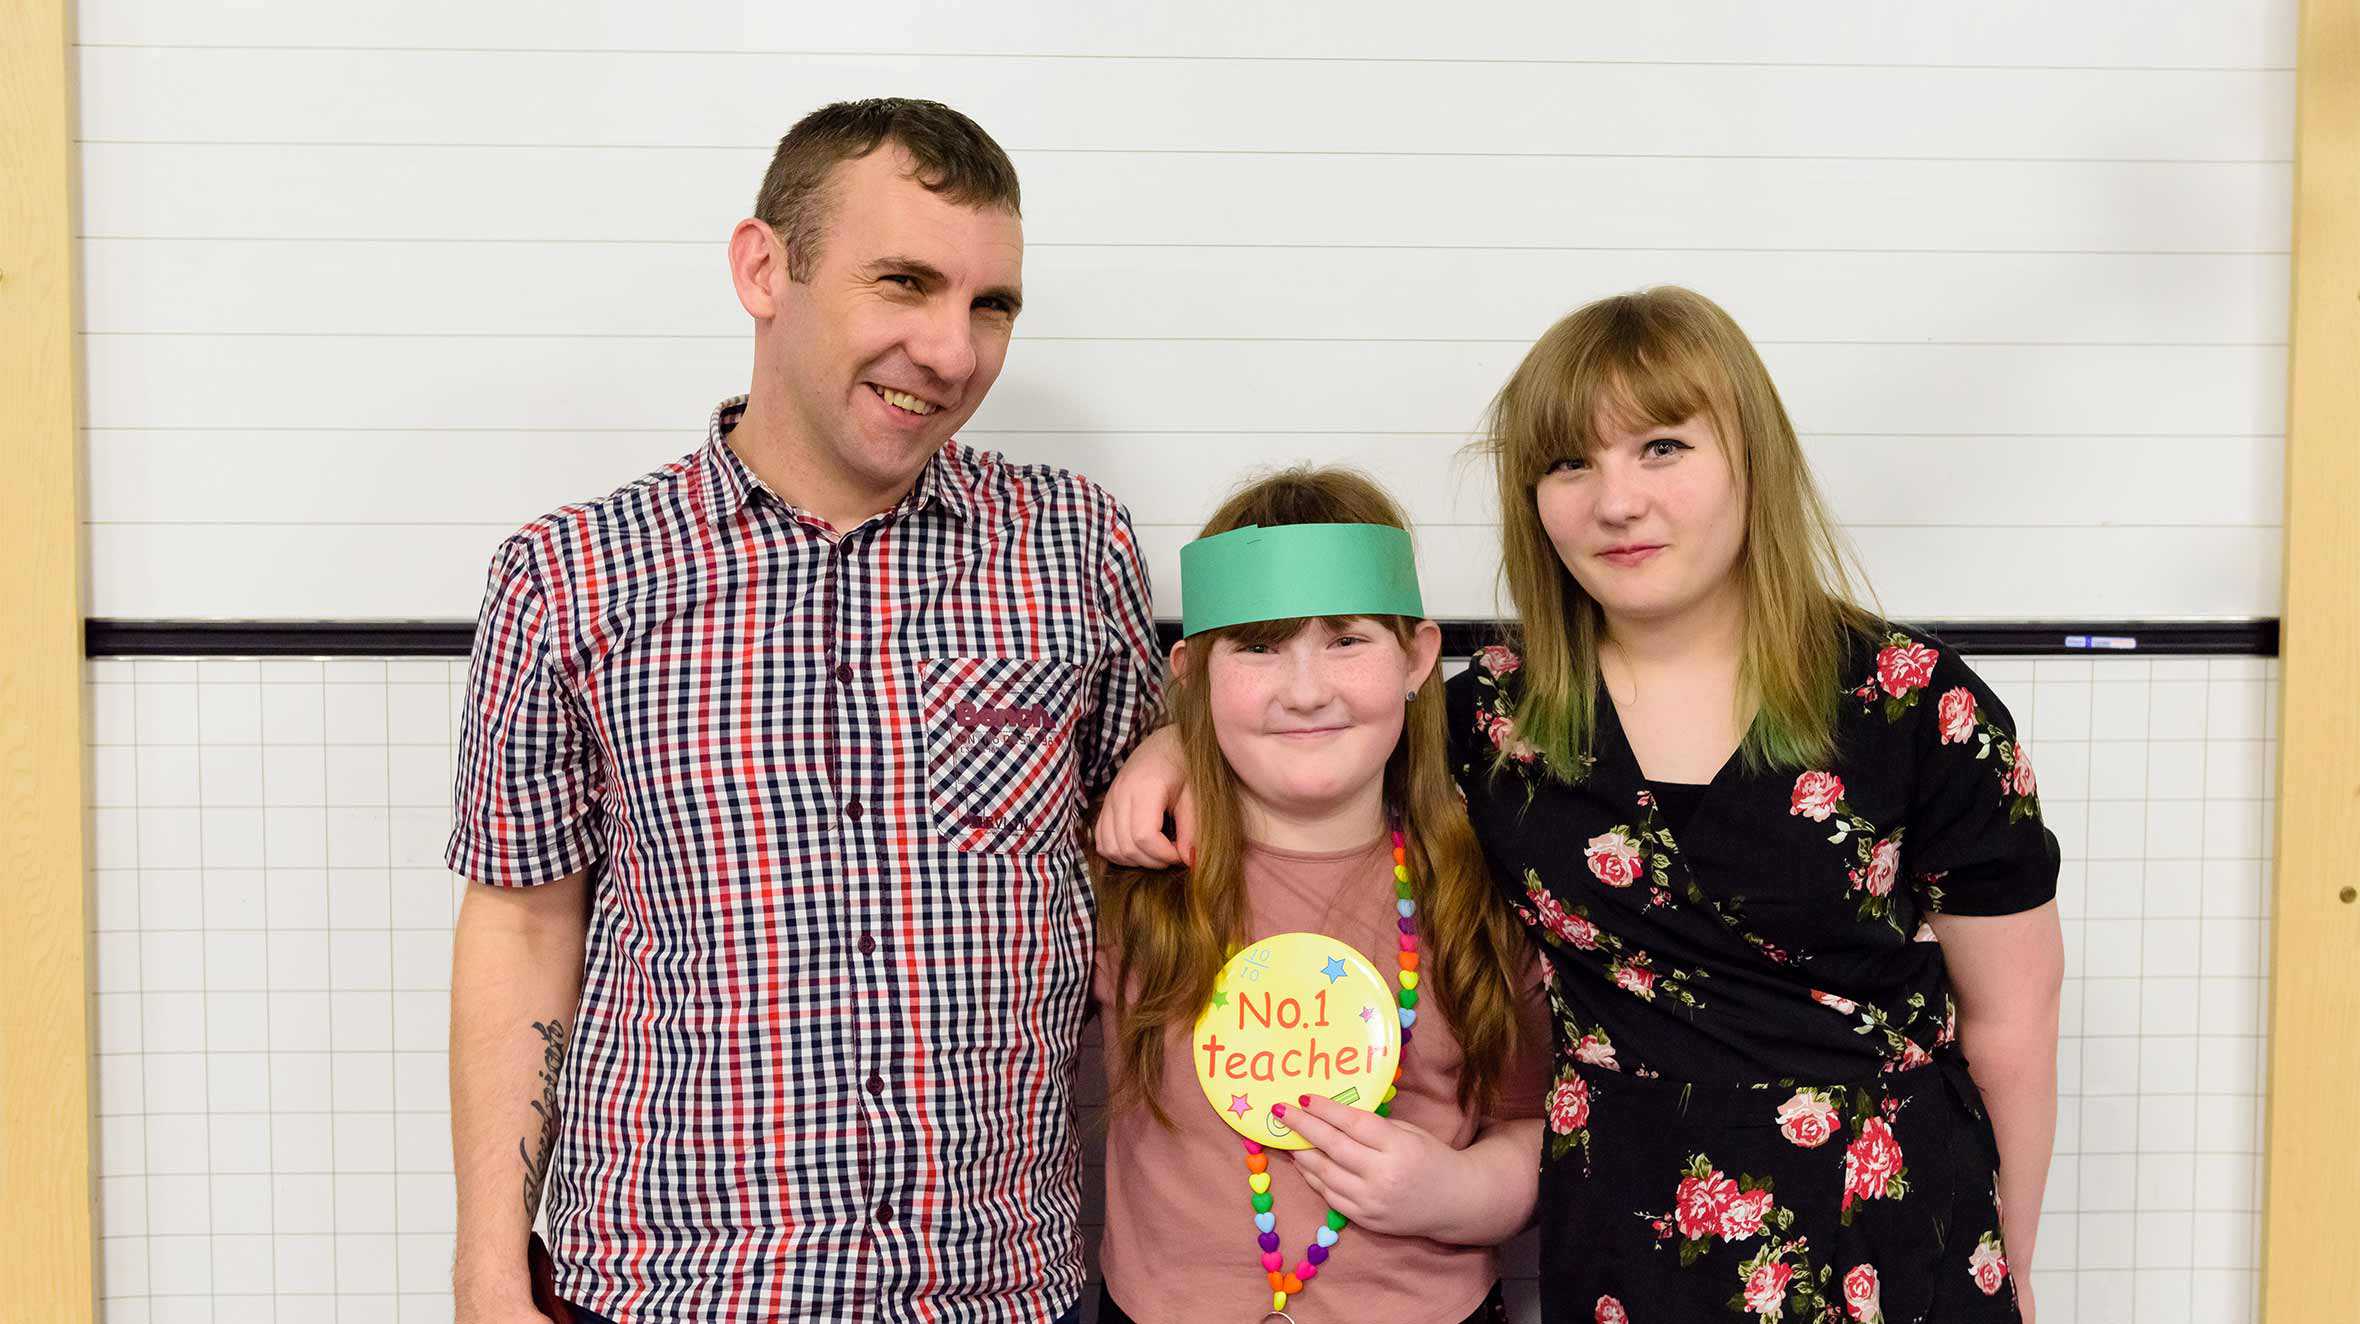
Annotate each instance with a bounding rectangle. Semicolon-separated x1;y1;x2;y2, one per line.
1092;468;1549;1324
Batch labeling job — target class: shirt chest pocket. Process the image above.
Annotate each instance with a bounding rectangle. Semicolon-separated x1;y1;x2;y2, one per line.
915;655;1086;855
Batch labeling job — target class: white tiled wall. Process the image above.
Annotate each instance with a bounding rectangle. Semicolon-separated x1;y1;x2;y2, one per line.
1990;655;2277;1324
88;652;2275;1324
90;657;468;1324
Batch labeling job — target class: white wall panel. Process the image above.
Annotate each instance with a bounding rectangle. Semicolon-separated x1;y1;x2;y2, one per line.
85;520;2282;624
78;0;2297;68
83;431;2285;533
81;333;2286;435
80;145;2292;251
77;48;2291;162
81;241;2289;344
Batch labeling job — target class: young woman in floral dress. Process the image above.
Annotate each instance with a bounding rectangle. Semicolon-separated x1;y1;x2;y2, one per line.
1097;287;2063;1323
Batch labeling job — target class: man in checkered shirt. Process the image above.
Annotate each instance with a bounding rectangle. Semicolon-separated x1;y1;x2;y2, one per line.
447;100;1164;1324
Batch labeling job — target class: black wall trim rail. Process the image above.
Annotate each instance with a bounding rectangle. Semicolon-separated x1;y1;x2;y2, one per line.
87;619;2281;659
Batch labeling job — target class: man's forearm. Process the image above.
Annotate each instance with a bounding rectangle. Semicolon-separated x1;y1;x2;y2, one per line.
450;876;590;1309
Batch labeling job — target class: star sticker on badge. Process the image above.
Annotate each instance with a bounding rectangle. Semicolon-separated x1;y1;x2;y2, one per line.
1320;956;1348;983
1359;1004;1376;1023
1229;1093;1253;1119
1210;989;1229;1008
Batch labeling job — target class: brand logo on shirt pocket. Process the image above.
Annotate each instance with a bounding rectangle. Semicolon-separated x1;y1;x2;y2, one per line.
952;700;1060;742
917;656;1083;854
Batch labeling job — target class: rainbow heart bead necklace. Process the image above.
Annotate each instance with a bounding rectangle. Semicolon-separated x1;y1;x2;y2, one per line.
1240;825;1422;1321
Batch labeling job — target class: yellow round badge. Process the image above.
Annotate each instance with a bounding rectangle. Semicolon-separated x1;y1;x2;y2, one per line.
1191;931;1403;1149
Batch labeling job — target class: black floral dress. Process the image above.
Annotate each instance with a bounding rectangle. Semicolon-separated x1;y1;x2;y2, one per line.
1445;626;2059;1324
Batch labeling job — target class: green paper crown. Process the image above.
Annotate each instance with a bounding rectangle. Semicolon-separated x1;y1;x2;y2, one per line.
1179;523;1425;637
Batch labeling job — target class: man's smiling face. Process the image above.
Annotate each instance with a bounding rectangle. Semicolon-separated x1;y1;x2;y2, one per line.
767;144;1024;503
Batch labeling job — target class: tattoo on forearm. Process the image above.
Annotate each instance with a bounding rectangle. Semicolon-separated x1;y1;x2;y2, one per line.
519;1017;570;1217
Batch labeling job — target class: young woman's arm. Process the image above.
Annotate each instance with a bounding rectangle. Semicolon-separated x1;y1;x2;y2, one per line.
1903;647;2063;1317
1929;903;2063;1283
1281;1098;1542;1246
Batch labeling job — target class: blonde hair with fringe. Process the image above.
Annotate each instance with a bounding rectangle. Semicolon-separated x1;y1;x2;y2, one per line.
1477;286;1882;778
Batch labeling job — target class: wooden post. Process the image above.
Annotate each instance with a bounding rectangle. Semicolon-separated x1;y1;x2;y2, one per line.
2262;0;2360;1319
0;0;97;1315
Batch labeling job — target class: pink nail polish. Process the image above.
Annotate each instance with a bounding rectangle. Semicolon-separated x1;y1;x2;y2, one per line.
1271;1103;1287;1118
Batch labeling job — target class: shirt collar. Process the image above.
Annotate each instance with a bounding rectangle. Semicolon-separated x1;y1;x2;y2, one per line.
910;440;976;524
694;395;974;529
693;397;760;526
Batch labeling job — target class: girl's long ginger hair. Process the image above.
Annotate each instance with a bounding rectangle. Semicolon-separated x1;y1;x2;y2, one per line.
1476;285;1882;778
1097;467;1530;1125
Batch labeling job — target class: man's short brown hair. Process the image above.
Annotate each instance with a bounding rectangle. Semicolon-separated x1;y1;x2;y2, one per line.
754;98;1022;282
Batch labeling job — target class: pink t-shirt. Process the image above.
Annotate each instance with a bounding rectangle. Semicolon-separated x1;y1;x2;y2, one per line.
1093;834;1552;1324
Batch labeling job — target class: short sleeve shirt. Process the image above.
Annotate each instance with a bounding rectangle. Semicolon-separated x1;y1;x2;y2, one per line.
446;398;1166;1322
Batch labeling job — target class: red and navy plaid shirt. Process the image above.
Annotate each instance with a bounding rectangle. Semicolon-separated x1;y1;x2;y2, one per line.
448;397;1164;1322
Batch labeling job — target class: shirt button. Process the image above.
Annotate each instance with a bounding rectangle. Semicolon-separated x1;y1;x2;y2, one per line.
876;1200;894;1225
857;933;876;956
866;1073;885;1096
836;662;855;684
844;799;864;821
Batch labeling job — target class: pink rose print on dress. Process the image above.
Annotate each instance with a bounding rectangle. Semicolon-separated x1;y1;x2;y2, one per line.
1475;644;1522;676
1862;838;1900;898
1594;1297;1629;1324
1720;1187;1775;1240
1789;771;1845;822
1742;1259;1794;1317
1523;877;1603;951
1841;1116;1907;1212
1586;829;1645;888
1480;710;1539;763
1547;1075;1591;1135
1875;641;1939;699
1969;1232;2009;1296
1612;958;1658;1000
1810;989;1858;1016
1559;911;1604;950
1674;1167;1738;1241
1573;1030;1620;1070
2010;747;2038;798
1775;1088;1840;1149
1857;633;1950;721
1936;686;1977;744
1843;1264;1884;1323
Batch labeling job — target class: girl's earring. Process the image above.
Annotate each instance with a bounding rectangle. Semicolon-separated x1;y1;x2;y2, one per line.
1404;690;1418;703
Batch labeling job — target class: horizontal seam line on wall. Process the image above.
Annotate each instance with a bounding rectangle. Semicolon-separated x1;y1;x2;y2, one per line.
71;331;2294;347
64;44;2301;73
79;426;2290;438
70;141;2300;164
77;520;2291;530
69;237;2301;255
